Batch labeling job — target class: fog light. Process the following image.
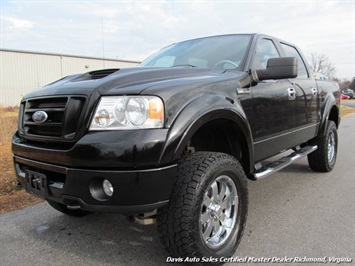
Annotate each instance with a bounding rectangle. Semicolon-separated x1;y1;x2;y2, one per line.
102;179;113;197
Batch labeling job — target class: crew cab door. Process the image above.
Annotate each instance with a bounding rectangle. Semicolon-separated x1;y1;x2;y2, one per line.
279;42;319;126
249;38;297;161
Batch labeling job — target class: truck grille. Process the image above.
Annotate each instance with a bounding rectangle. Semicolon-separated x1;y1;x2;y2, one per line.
19;96;87;142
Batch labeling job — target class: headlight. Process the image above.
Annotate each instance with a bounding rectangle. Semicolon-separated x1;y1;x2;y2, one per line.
90;96;164;130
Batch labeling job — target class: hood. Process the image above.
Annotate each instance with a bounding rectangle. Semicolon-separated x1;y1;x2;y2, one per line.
23;67;233;99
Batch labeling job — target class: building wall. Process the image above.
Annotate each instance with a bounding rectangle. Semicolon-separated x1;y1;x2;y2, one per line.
0;49;139;106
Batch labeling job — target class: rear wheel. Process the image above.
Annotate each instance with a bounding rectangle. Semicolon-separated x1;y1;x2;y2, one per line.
157;152;248;261
308;121;338;172
47;199;92;217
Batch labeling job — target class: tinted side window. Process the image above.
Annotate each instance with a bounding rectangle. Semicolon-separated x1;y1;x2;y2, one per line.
252;39;280;69
281;43;309;78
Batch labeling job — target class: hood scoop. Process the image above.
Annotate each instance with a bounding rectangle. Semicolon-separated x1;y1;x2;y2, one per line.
68;68;120;83
88;68;120;79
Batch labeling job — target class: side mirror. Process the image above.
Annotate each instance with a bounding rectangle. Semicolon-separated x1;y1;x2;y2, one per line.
252;57;298;82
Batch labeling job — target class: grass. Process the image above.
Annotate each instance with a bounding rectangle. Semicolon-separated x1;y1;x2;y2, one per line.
0;107;18;198
340;101;355;117
0;103;354;214
0;107;18;143
0;107;18;196
0;107;43;214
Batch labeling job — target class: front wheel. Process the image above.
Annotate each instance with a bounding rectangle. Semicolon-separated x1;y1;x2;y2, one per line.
157;152;248;261
308;120;338;172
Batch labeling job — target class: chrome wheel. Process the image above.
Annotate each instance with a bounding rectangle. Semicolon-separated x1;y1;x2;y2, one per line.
308;121;338;172
200;175;238;249
327;131;336;163
157;152;248;259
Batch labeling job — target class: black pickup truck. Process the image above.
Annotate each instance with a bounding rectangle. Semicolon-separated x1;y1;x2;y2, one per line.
12;34;340;262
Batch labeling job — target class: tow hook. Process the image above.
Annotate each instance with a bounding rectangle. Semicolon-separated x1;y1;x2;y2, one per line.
67;205;82;210
133;210;157;225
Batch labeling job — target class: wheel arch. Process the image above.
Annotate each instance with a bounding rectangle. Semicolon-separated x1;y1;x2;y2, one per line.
328;105;340;128
319;95;340;137
159;98;254;174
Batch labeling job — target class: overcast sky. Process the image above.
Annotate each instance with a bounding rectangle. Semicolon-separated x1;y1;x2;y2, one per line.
0;0;354;80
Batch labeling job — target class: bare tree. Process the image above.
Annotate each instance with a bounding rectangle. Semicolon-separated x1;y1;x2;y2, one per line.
337;79;350;90
309;53;336;79
350;77;355;90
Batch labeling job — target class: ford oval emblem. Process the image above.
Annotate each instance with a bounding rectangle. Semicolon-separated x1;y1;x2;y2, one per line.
32;111;48;124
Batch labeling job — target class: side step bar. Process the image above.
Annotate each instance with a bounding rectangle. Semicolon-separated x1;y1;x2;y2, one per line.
250;145;317;180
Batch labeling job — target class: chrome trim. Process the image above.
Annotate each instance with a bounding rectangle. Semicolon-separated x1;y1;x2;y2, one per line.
251;145;317;180
236;88;250;95
32;111;48;124
200;175;238;249
311;88;318;96
287;87;296;100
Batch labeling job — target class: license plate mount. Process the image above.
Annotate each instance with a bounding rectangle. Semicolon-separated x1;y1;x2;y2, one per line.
25;170;48;199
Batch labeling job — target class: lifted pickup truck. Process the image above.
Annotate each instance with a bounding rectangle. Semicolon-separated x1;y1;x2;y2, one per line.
13;34;340;261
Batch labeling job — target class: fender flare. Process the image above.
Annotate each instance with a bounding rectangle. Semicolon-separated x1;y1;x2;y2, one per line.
159;94;254;172
318;92;340;137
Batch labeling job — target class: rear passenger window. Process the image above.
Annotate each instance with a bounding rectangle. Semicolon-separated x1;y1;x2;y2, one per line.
281;43;309;78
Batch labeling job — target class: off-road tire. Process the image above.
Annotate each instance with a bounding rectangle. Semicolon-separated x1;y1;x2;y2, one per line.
308;121;338;172
47;199;92;217
157;152;248;263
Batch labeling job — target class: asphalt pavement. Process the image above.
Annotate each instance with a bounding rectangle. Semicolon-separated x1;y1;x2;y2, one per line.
0;115;354;266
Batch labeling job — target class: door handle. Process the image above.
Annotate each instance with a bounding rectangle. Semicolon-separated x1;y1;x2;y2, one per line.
311;88;317;96
287;88;296;100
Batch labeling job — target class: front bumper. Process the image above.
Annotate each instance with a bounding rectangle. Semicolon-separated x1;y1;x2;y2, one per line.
12;128;169;169
14;155;177;214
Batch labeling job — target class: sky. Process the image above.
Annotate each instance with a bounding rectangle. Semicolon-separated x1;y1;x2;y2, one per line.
0;0;354;80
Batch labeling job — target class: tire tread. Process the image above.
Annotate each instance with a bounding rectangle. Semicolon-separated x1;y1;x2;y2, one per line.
157;152;248;259
308;121;337;172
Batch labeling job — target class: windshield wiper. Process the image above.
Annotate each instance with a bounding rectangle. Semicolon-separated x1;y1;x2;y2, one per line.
171;64;197;68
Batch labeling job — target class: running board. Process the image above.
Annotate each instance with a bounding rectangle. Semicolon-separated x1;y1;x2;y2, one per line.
250;145;317;180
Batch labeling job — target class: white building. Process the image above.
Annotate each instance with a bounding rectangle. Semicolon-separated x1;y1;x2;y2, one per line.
0;49;140;106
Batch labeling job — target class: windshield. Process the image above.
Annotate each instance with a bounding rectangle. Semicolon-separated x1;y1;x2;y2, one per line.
140;35;251;70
